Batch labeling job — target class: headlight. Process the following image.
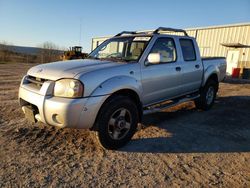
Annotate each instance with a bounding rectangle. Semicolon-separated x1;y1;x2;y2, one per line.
54;79;84;98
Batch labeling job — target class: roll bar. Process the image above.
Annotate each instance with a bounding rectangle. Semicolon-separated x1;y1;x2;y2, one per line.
115;31;137;36
153;27;188;36
115;27;188;37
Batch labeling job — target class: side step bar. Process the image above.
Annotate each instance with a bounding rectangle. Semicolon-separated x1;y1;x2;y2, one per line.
143;94;200;115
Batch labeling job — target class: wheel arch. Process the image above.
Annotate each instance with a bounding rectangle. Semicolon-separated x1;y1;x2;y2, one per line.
91;88;143;131
202;64;219;87
205;73;219;92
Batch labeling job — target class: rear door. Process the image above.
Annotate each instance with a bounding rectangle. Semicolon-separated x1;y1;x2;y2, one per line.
140;36;182;105
178;38;203;94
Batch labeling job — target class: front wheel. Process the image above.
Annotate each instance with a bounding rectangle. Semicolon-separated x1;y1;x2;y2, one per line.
95;96;139;150
195;79;218;110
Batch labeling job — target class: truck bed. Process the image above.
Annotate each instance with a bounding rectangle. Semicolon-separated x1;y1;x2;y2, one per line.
202;57;227;82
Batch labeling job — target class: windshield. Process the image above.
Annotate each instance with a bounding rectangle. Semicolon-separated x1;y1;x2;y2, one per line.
88;36;151;62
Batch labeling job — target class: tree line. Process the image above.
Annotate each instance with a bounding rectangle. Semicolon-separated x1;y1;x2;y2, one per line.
0;41;64;64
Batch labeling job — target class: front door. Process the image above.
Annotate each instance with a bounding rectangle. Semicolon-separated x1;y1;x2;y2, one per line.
141;37;182;105
226;50;239;75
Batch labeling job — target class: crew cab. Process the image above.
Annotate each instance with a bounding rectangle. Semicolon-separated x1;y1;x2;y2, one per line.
19;27;226;149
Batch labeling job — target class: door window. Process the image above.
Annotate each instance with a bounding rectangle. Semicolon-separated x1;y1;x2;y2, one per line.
148;38;177;63
180;39;196;61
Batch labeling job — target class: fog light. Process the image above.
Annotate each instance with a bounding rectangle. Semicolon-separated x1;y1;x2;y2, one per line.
52;114;63;124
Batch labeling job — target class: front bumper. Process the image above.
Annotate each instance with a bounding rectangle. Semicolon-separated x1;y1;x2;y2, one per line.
18;76;109;129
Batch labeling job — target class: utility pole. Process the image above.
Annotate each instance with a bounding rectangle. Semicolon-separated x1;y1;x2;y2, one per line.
79;18;82;46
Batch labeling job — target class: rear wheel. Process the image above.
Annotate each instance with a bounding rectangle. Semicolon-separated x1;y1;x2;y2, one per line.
195;79;218;110
95;96;139;150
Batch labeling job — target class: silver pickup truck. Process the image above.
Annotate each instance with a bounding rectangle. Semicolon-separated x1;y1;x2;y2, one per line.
19;27;226;149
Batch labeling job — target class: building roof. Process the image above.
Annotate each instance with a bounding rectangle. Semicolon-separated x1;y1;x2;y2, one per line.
93;22;250;40
185;22;250;31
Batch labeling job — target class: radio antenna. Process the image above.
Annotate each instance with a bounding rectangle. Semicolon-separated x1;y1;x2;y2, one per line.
79;18;82;46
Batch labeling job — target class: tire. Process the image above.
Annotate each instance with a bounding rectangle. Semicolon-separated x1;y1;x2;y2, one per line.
95;96;139;150
195;79;218;110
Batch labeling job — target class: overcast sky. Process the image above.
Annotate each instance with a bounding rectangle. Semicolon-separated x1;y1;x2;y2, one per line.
0;0;249;52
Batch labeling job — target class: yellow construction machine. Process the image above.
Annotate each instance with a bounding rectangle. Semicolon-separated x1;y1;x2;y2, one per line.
62;46;88;60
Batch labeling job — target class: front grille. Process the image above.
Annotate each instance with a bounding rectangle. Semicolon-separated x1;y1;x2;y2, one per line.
25;75;49;90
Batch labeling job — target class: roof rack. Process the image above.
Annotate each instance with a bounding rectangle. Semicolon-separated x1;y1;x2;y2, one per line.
115;31;137;36
153;27;188;36
115;27;188;37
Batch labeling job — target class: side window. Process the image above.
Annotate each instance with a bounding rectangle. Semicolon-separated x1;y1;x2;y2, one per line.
148;38;177;63
180;39;196;61
129;42;146;60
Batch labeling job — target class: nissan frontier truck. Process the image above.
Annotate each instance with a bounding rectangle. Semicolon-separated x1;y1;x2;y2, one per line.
19;27;226;149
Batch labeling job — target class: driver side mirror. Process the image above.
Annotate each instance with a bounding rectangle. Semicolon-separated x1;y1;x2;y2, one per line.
147;53;162;65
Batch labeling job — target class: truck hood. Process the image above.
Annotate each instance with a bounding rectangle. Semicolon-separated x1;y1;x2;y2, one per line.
27;59;123;80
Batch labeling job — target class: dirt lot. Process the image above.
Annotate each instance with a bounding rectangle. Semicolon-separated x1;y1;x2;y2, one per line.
0;62;250;187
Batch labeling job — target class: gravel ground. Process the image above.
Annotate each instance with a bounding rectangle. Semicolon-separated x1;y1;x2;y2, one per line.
0;62;250;187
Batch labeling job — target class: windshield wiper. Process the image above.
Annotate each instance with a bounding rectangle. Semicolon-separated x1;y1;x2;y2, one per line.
105;57;136;63
86;56;100;60
87;56;135;63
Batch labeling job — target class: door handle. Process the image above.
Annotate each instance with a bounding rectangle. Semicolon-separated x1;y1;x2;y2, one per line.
195;64;200;69
176;67;181;71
